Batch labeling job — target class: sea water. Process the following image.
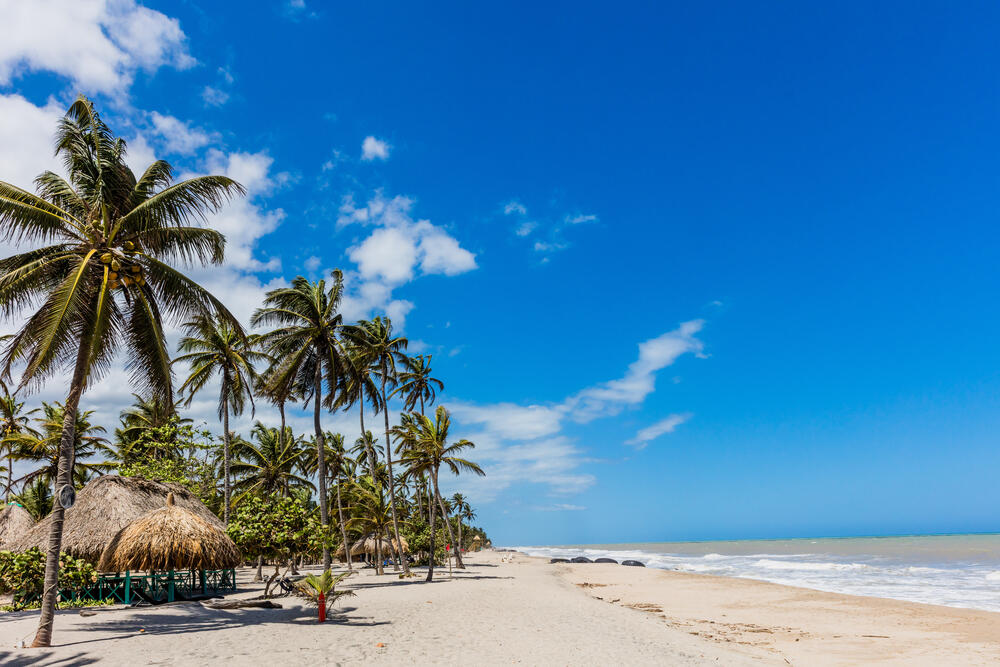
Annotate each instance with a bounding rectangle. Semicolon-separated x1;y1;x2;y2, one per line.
513;534;1000;612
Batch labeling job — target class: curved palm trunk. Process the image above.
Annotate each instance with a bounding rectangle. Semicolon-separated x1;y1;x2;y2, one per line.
426;480;437;582
359;401;376;477
222;394;231;526
31;335;91;648
313;367;331;570
432;472;464;568
457;515;463;556
380;364;409;574
335;480;352;569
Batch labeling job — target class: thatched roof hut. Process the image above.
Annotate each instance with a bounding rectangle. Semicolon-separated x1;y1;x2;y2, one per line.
0;503;34;549
98;493;240;572
7;475;222;564
336;534;409;558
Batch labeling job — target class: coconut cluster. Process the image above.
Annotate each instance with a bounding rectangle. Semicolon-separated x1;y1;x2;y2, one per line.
99;241;145;289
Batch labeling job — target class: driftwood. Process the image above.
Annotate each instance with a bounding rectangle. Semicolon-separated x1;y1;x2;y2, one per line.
201;599;283;610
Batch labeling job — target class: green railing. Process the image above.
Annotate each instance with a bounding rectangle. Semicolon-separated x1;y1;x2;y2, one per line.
14;568;237;606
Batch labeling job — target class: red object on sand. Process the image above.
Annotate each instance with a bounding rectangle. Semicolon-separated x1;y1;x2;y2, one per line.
446;544;450;551
318;592;326;623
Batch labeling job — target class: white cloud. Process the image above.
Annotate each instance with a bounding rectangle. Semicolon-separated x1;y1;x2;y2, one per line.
149;112;215;155
515;221;537;237
563;320;705;422
565;213;598;224
0;0;193;95
504;200;527;216
534;504;586;511
450;402;563;441
361;136;390;161
304;255;322;272
625;413;692;449
0;94;64;191
202;86;230;107
442;320;707;502
336;192;477;327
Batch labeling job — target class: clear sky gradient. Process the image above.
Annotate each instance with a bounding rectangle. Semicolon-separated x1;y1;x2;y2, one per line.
1;1;998;545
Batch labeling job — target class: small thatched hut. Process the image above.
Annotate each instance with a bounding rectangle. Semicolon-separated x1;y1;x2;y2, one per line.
99;493;239;572
335;534;409;559
8;475;222;565
0;503;34;550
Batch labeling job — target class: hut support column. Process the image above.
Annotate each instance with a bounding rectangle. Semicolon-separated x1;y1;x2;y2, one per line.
124;571;131;605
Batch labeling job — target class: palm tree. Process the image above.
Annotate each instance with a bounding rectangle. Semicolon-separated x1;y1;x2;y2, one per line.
114;393;190;450
342;316;411;574
231;421;312;503
392;354;444;416
450;492;472;554
346;475;395;575
252;271;352;570
14;478;52;521
405;406;483;576
10;402;110;489
337;346;382;479
350;429;379;477
176;313;263;525
0;393;39;500
0;97;243;646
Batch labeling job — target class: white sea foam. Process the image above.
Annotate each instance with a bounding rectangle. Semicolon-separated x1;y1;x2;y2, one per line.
512;536;1000;613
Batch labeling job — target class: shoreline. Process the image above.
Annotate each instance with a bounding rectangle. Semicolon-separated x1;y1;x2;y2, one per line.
1;550;997;665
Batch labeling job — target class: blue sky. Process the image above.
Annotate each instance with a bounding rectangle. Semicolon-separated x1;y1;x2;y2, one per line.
2;1;1000;545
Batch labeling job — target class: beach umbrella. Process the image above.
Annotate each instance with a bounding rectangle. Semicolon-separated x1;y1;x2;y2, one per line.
0;503;34;549
7;475;222;564
98;492;240;572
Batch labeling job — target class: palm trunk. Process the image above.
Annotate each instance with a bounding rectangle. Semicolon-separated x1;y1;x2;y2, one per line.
359;401;376;477
335;474;352;569
457;515;463;556
380;363;409;574
433;472;464;568
222;394;231;526
31;334;91;648
314;366;330;570
426;480;437;582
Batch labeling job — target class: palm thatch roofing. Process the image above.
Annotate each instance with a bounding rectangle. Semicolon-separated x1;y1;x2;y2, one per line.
98;493;240;572
7;475;223;565
0;503;34;549
336;534;409;558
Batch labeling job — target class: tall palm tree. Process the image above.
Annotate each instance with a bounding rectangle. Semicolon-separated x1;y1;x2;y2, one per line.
450;492;472;554
404;406;483;576
0;393;39;501
0;97;243;646
392;354;444;416
350;429;379;477
251;271;352;570
337;346;382;479
230;421;312;503
114;392;190;450
176;313;263;525
10;402;110;489
342;316;411;574
346;475;395;575
14;478;53;521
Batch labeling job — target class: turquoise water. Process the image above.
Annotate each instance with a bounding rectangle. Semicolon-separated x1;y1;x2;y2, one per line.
514;534;1000;611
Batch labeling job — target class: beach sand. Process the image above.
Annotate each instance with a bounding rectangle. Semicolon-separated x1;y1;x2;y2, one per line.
1;550;997;665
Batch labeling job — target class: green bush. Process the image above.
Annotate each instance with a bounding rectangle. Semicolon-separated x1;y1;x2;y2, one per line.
1;597;114;612
0;548;97;598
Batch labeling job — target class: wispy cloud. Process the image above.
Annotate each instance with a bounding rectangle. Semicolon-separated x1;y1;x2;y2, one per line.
625;413;693;449
502;198;599;254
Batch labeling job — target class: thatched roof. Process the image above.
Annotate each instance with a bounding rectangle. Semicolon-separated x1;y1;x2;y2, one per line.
0;503;34;549
7;475;222;564
336;534;409;558
98;493;240;572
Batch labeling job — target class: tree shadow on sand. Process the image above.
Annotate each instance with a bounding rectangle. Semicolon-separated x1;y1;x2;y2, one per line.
0;649;101;667
45;603;389;648
347;574;512;590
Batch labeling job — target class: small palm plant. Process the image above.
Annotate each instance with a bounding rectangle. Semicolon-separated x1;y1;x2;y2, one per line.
297;569;354;621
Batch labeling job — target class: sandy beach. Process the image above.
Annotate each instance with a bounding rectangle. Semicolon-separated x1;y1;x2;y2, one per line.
1;550;998;666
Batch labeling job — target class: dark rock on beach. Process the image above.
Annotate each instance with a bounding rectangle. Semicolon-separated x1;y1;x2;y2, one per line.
571;557;593;564
621;560;645;567
595;558;618;564
550;558;569;563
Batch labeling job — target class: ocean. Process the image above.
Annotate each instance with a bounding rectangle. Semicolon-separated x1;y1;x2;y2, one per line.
513;533;1000;612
